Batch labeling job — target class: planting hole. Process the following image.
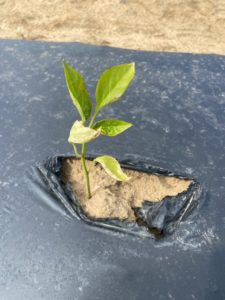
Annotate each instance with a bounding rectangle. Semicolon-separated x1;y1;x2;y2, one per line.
38;156;202;237
61;158;192;221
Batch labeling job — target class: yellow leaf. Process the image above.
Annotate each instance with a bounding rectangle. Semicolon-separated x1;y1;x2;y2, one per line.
68;121;100;144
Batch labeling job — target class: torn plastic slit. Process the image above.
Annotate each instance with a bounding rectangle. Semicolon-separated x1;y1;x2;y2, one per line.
37;156;202;238
132;209;162;237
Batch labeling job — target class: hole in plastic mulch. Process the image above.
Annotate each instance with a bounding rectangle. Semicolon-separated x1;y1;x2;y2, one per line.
36;155;202;238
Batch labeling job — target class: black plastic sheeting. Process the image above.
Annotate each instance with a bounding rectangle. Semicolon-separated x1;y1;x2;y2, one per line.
1;40;225;300
38;156;202;238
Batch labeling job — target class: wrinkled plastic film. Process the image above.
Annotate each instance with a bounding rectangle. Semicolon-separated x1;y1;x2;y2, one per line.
1;40;225;300
36;156;202;238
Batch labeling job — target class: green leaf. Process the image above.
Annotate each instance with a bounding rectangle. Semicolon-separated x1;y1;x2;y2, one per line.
93;119;132;137
63;62;92;122
95;63;135;111
68;121;100;144
94;155;130;181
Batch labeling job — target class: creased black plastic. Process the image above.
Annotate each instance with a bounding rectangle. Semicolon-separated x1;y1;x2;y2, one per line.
1;40;225;300
37;155;202;238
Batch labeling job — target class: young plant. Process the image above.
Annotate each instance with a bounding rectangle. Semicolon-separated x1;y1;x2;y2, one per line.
63;62;135;199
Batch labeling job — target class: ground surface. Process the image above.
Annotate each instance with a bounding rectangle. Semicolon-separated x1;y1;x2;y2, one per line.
61;158;191;220
0;0;224;55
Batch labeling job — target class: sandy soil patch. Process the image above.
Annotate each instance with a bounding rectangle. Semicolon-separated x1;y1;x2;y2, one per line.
0;0;225;54
61;158;192;221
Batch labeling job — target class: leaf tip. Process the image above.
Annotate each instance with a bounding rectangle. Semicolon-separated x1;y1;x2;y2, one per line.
60;58;66;67
129;62;135;72
94;155;130;182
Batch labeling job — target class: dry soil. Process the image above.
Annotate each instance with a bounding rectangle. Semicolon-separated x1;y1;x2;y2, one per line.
61;158;192;221
0;0;225;54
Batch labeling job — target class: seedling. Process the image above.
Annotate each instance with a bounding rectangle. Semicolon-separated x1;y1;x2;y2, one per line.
63;62;135;199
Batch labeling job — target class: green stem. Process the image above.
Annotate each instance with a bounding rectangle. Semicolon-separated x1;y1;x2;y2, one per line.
89;110;99;128
81;143;91;199
77;109;99;199
72;144;81;158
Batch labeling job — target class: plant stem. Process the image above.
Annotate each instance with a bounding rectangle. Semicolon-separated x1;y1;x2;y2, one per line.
81;143;91;199
89;110;99;128
77;109;99;199
72;143;81;158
